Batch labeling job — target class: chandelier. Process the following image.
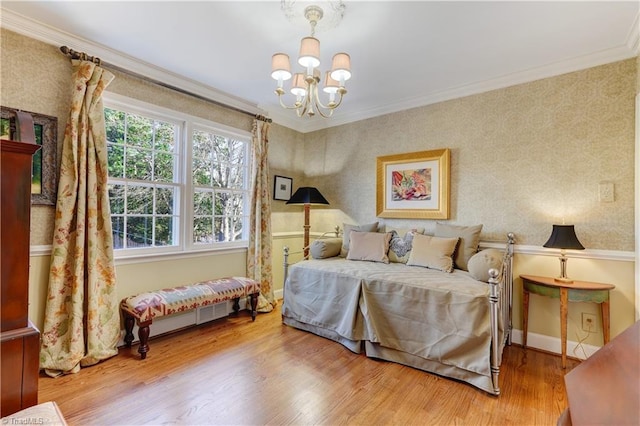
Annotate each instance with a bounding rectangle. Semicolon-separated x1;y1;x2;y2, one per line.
271;4;351;118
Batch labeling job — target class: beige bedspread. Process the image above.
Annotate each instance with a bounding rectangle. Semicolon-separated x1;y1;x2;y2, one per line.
282;257;500;394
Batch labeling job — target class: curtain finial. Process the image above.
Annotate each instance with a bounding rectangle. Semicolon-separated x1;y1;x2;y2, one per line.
254;114;272;123
60;46;102;65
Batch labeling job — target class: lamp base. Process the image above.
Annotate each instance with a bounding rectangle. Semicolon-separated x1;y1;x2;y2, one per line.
555;254;574;283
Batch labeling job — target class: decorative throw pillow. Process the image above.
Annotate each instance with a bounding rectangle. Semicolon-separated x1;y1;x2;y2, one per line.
340;222;379;257
434;223;483;271
387;228;423;264
467;249;503;282
309;238;343;259
346;231;393;264
407;234;459;273
383;226;426;236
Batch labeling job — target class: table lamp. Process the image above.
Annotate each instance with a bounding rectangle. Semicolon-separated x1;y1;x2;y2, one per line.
286;187;329;259
543;224;585;283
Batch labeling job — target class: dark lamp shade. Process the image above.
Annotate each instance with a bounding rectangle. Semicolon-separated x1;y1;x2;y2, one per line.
543;225;585;250
286;187;329;205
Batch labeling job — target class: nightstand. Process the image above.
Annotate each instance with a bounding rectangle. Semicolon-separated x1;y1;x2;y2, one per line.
520;274;615;368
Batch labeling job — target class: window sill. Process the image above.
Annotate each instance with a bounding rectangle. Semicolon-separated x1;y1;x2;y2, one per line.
29;244;248;265
114;245;248;265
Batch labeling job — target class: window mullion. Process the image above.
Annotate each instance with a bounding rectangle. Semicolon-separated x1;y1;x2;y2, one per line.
184;121;194;251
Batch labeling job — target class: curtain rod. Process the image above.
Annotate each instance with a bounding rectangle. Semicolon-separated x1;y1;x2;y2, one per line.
60;46;101;65
59;46;271;123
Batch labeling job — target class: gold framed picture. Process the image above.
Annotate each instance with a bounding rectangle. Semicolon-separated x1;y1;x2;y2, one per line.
376;148;450;219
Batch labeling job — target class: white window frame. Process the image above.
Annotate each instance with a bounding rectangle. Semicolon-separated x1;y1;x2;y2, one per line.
187;120;252;252
103;92;252;261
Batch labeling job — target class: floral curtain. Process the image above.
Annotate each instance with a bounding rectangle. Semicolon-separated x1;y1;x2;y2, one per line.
247;117;275;312
40;60;120;376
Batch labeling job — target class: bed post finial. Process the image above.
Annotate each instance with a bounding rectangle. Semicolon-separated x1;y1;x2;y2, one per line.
283;246;290;286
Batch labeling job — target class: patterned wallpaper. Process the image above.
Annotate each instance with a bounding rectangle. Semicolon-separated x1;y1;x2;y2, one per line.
0;29;256;246
1;30;70;245
1;28;636;251
300;59;636;251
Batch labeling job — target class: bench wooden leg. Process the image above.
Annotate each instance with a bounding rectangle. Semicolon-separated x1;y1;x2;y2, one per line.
137;321;151;360
250;292;258;321
123;313;135;347
232;297;240;315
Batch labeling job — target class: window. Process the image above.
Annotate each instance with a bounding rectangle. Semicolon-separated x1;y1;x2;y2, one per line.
104;94;251;257
192;128;249;245
105;107;181;251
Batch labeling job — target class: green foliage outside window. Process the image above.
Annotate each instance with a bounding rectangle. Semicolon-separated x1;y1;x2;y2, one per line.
105;105;249;251
106;107;178;249
192;129;247;244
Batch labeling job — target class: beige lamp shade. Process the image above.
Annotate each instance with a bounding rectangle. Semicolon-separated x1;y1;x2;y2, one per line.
323;71;340;94
271;53;292;81
290;73;307;97
330;53;351;82
298;37;321;68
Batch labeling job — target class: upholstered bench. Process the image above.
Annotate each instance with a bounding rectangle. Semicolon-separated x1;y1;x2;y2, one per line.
120;276;260;359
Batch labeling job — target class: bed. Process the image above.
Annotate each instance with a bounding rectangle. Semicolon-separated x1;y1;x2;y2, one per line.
281;228;515;395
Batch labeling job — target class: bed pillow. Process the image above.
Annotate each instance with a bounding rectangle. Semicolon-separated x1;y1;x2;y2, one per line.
434;223;483;271
383;225;426;236
467;249;504;282
346;231;392;264
340;222;379;257
386;228;424;264
407;234;459;273
309;238;343;259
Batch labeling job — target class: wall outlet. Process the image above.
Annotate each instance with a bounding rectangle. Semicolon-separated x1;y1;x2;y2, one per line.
581;313;598;333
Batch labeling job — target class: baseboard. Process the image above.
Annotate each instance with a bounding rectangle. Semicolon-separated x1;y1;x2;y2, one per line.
510;329;600;360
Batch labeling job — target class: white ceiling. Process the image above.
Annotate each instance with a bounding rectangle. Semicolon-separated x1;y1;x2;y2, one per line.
1;1;638;133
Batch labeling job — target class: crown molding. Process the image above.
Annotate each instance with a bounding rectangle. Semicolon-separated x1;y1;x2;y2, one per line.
0;8;262;118
3;7;638;135
277;9;640;134
627;10;640;54
292;42;639;134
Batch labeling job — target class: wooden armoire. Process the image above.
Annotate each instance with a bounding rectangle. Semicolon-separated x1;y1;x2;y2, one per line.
1;139;41;416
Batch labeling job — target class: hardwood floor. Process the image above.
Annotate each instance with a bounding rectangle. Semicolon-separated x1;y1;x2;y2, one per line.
38;306;576;425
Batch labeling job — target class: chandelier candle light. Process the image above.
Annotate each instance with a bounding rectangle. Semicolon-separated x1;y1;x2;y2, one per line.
271;4;351;118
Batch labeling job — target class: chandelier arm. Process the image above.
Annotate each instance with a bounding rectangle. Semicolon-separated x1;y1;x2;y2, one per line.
313;90;346;111
297;102;310;117
309;83;334;118
278;93;311;117
277;93;306;111
313;103;335;118
331;90;347;108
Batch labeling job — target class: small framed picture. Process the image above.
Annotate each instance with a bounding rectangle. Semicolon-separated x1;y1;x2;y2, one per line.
273;175;293;201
